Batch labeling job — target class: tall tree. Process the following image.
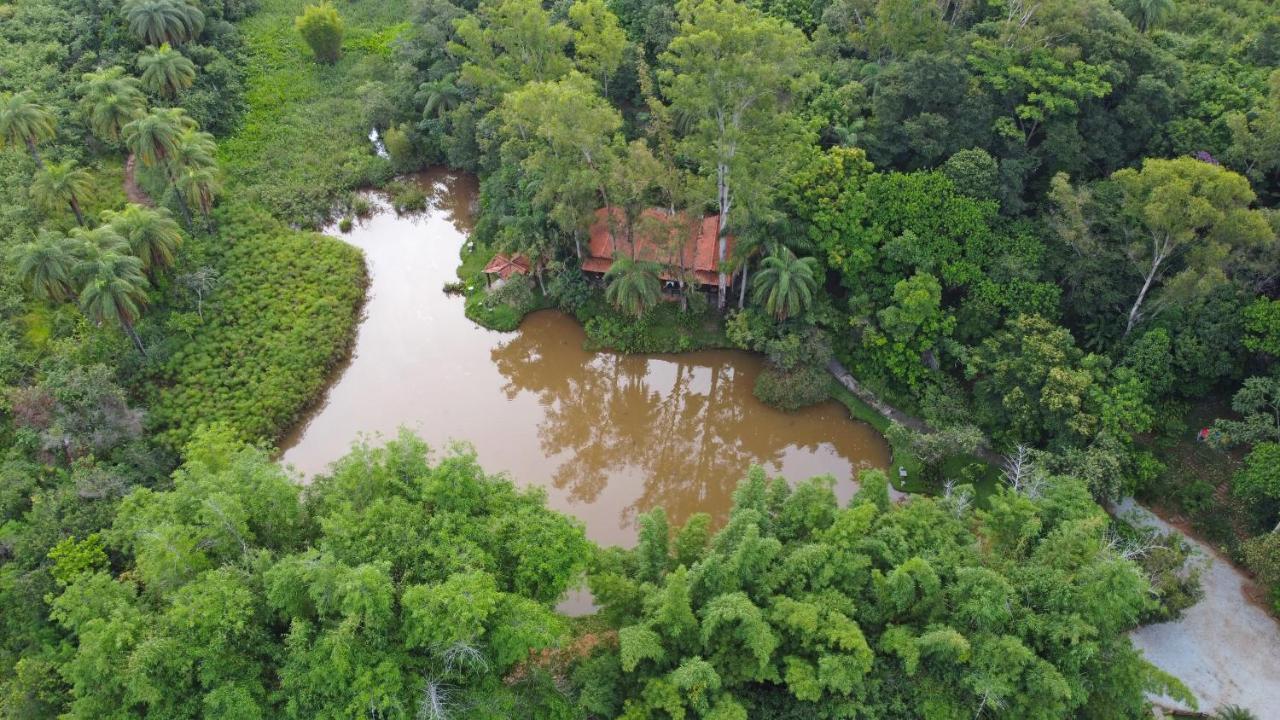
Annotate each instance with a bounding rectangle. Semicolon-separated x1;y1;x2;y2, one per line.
78;67;146;142
1110;158;1275;337
659;0;814;308
450;0;573;102
569;0;628;95
31;161;93;226
0;91;57;168
497;72;623;251
751;246;819;320
122;107;191;168
76;252;151;354
122;0;205;46
138;43;197;97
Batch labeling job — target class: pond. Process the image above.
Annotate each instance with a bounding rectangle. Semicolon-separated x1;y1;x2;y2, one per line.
279;169;891;550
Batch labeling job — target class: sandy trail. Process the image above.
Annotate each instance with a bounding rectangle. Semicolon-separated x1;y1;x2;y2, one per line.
1117;498;1280;716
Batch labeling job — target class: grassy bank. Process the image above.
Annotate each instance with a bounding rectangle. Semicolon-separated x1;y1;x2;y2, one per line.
219;0;407;226
145;0;403;448
828;380;1002;503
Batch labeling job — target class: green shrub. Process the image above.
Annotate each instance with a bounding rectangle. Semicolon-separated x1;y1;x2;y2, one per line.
338;216;353;233
385;180;427;214
1178;479;1217;515
295;2;344;63
754;363;831;411
546;268;592;313
465;275;544;331
382;124;419;172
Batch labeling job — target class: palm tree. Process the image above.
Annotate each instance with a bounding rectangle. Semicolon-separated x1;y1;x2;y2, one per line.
78;68;147;142
138;44;197;97
122;107;190;168
78;255;151;355
31;161;93;226
13;231;78;301
173;126;216;168
1129;0;1173;32
166;126;217;224
0;92;56;168
102;204;183;276
751;246;820;321
605;257;662;318
123;0;205;46
71;225;134;275
175;164;220;220
416;76;463;121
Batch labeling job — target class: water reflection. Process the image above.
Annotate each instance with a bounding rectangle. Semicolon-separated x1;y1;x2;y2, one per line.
280;169;890;548
490;320;888;532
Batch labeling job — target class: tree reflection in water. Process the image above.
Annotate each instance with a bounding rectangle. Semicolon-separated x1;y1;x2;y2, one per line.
490;311;889;534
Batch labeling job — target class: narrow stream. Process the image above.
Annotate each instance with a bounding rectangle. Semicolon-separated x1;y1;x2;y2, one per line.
279;169;891;550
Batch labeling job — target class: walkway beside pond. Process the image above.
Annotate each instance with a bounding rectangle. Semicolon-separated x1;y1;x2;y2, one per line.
1118;498;1280;716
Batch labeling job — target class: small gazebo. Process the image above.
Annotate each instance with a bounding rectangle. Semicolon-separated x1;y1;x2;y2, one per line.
482;253;532;286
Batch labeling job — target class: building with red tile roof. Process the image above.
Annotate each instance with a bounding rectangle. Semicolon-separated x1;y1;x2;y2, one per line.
584;207;734;288
482;253;532;281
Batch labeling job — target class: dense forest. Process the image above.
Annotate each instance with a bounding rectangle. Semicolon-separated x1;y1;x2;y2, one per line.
0;0;1277;717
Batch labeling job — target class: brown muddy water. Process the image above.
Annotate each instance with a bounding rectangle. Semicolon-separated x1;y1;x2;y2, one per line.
278;169;890;550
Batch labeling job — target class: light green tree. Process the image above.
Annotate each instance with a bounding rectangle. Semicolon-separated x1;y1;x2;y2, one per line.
138;43;197;97
582;468;1190;718
659;0;815;308
295;2;344;64
1110;158;1276;337
861;271;955;391
0;91;56;167
31;160;93;226
450;0;573;101
497;72;623;253
569;0;628;95
52;432;590;718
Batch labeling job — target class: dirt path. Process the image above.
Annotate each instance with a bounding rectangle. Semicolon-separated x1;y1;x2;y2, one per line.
1117;498;1280;716
124;154;153;207
826;359;1004;465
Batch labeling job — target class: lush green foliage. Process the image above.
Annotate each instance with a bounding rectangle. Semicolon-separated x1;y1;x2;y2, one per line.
49;429;591;719
579;469;1190;718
